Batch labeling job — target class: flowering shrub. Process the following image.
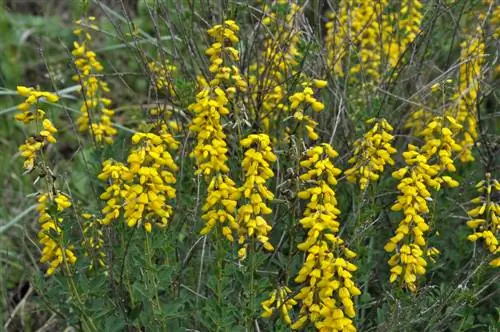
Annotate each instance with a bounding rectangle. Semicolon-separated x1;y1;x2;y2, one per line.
2;0;499;331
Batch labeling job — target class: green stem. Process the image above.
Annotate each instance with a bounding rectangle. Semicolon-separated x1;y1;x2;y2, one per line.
62;252;97;331
215;223;225;331
247;236;256;331
144;232;165;329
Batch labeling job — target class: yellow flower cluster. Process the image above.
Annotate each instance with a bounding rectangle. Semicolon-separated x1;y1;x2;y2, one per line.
407;26;484;167
72;16;117;144
387;104;467;290
148;59;177;95
15;86;75;276
418;115;463;174
237;134;276;259
261;286;296;325
16;86;59;124
16;86;59;170
200;174;240;240
451;33;485;162
205;20;247;91
325;0;422;82
466;174;500;267
82;213;106;270
98;125;179;232
394;0;424;65
37;193;77;276
291;144;360;330
384;144;448;291
325;0;387;79
189;21;244;240
345;118;396;190
248;3;302;130
189;85;232;176
289;81;327;141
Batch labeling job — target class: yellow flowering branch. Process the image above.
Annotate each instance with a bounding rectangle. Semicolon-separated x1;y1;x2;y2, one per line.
237;133;277;259
345;118;396;190
466;174;500;267
72;16;117;144
98;125;179;232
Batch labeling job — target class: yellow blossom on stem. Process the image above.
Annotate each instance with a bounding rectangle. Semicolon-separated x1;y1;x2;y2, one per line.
325;0;422;82
37;193;77;276
271;143;361;331
345;118;396;190
98;125;179;231
200;174;240;241
72;17;117;144
466;174;500;267
81;213;107;270
288;83;328;141
15;86;58;125
188;21;244;240
204;20;247;91
148;58;177;95
19;137;44;170
237;134;277;258
15;87;60;170
451;32;485;162
260;286;297;325
385;144;443;291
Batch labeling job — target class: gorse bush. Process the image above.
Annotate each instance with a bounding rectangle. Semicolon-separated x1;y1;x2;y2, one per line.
2;0;499;331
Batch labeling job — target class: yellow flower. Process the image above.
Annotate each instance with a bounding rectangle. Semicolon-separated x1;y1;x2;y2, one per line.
465;174;499;266
188;21;244;241
345;118;396;190
19;137;44;170
148;59;177;95
54;193;71;211
37;193;76;276
289;144;360;330
325;0;422;82
72;18;117;144
385;144;444;290
81;213;107;270
260;286;296;324
99;125;179;231
237;134;276;254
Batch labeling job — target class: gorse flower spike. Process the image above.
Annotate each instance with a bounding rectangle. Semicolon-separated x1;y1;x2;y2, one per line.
325;0;423;82
466;174;500;267
72;16;117;144
16;86;60;170
293;144;360;330
15;86;76;277
261;143;360;331
385;144;443;291
237;133;277;259
261;286;296;325
98;124;179;232
345;118;396;190
37;193;77;276
188;20;243;241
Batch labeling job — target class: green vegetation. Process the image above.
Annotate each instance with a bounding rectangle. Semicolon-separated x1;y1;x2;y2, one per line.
0;0;498;331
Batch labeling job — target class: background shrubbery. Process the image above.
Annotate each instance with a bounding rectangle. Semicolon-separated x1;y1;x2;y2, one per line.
0;0;499;331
